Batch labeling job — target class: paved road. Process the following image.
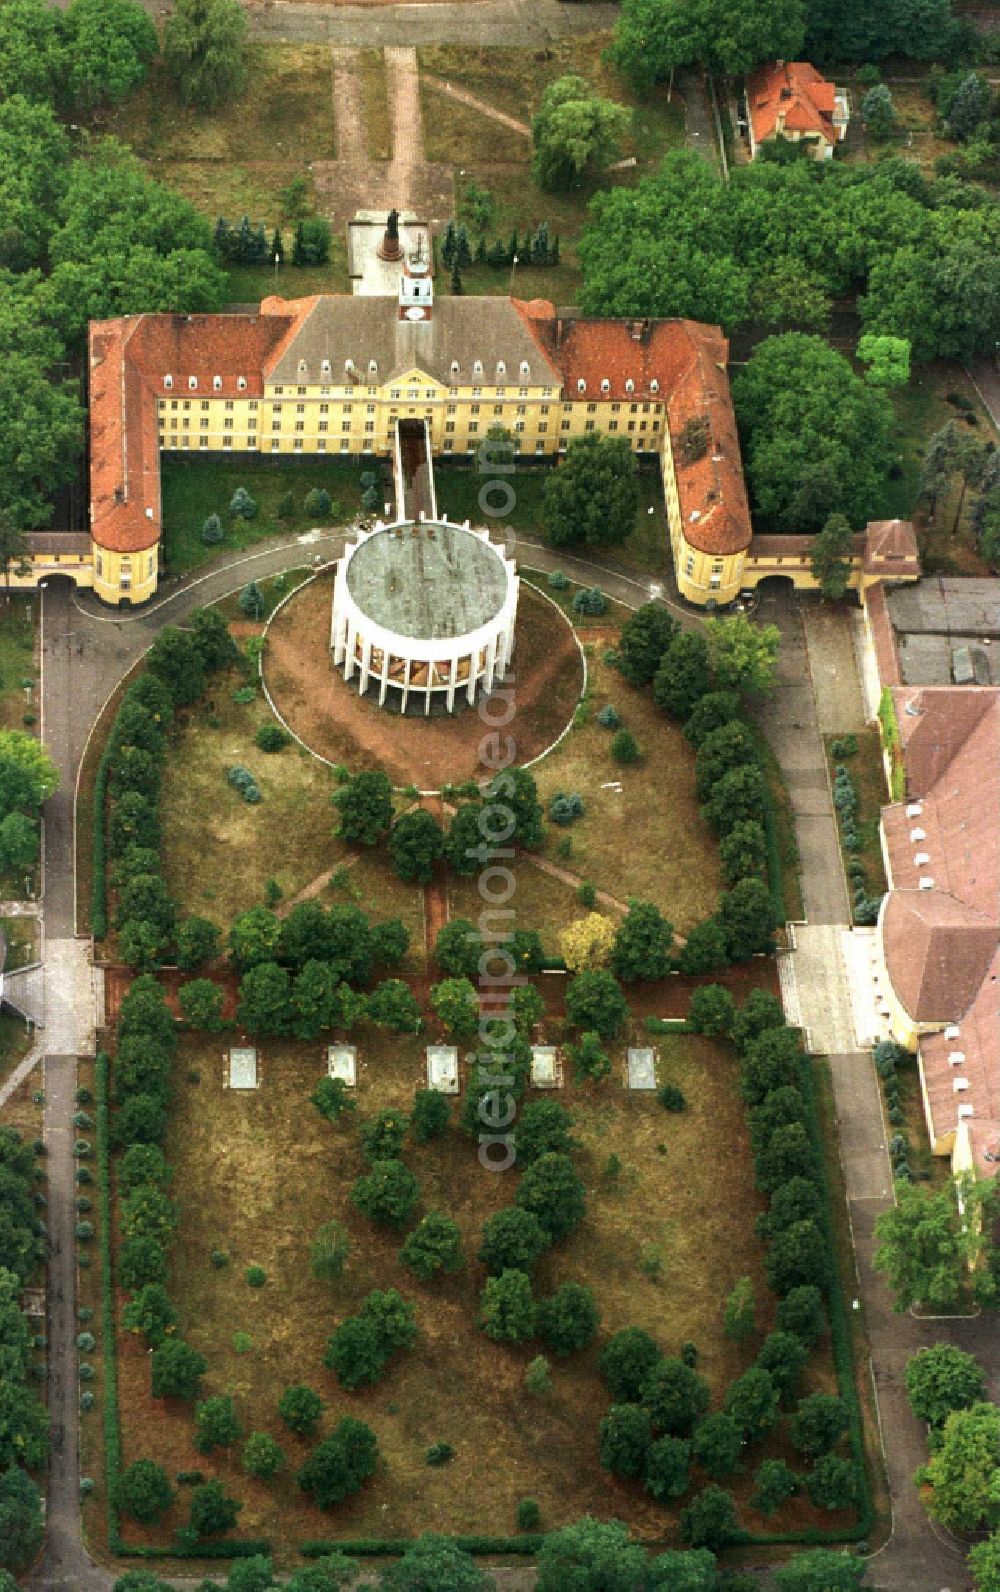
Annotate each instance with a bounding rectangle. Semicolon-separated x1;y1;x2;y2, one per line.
753;589;980;1592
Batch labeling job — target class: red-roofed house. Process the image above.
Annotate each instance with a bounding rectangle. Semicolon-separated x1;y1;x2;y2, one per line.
745;61;850;160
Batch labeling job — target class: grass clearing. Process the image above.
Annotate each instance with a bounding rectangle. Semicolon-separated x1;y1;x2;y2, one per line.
447;856;591;954
530;644;723;933
420;36;684;288
100;48;336;225
159;670;424;943
159;673;343;928
160;455;367;575
358;48;392;161
111;1025;842;1559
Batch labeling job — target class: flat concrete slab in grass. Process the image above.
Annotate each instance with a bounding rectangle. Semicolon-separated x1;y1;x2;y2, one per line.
327;1044;357;1086
426;1045;459;1093
530;1046;560;1088
627;1047;657;1090
228;1047;258;1090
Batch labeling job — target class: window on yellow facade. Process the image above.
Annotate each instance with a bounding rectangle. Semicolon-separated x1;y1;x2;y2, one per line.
295;422;304;432
560;420;570;431
609;421;618;431
364;421;374;432
225;400;234;411
469;422;478;433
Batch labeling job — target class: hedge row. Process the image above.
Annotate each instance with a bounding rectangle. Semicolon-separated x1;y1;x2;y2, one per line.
796;1055;874;1540
91;749;112;941
301;1534;545;1558
95;1052;124;1552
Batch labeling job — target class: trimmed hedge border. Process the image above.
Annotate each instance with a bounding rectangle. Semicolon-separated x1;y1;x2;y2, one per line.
644;1017;693;1034
302;1535;545;1558
95;1052;123;1553
91;749;111;940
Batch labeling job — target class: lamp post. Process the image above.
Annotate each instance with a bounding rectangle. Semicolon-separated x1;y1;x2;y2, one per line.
509;252;519;298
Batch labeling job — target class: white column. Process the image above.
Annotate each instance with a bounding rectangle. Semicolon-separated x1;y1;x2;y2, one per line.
466;649;477;705
378;646;391;707
447;654;458;712
343;624;357;683
401;656;412;714
484;634;498;695
359;636;373;695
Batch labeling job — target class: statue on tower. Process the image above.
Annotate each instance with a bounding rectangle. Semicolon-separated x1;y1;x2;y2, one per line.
379;208;403;262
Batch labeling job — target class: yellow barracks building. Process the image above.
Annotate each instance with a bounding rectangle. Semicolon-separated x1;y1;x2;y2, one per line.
39;267;754;607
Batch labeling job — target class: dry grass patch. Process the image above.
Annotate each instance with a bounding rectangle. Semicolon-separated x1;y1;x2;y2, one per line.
0;1015;35;1101
447;856;592;955
358;49;392;161
531;645;723;933
159;675;343;928
323;848;428;974
113;1025;841;1558
100;47;335;225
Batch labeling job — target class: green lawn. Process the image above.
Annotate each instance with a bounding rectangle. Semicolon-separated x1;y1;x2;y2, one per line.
159;455;372;574
433;459;671;576
0;597;37;733
226;252;352;306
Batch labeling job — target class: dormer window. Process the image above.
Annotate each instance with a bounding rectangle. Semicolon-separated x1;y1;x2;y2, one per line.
577;379;586;393
450;360;460;375
600;378;610;394
213;375;222;391
297;360;307;375
164;375;173;390
368;359;378;374
322;359;332;377
625;378;635;393
520;360;530;377
496;360;506;377
188;376;197;391
473;359;483;376
651;378;659;393
237;376;247;391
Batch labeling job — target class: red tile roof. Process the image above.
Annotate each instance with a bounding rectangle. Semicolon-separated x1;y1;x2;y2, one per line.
864;519;919;578
89;299;751;561
879;687;1000;1174
747;61;838;147
514;304;752;557
88;311;294;555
